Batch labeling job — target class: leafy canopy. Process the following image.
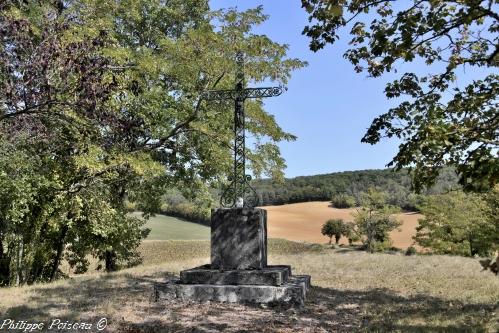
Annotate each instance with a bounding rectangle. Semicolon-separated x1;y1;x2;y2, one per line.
302;0;499;192
321;218;346;244
0;1;306;285
415;189;498;256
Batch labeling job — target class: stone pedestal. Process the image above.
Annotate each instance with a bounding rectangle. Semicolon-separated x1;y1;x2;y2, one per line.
155;208;311;306
211;208;267;270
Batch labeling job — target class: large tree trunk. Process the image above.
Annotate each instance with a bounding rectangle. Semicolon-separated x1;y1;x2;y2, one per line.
16;239;24;286
49;224;68;282
102;177;125;273
0;236;10;286
28;251;44;284
27;221;49;284
469;235;479;257
104;250;117;272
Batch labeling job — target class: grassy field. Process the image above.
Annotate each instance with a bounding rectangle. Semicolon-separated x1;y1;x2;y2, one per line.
1;239;497;332
131;212;210;240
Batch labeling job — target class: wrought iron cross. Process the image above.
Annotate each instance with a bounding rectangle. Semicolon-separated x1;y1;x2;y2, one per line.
201;52;283;208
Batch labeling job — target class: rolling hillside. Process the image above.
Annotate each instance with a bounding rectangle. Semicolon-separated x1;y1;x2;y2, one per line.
138;202;421;248
130;212;210;240
253;167;459;208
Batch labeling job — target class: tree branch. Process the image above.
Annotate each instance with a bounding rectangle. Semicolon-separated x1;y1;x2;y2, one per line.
0;100;64;122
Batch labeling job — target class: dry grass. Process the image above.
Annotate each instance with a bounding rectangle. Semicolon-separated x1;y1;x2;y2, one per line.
1;240;498;332
265;201;422;248
139;238;325;266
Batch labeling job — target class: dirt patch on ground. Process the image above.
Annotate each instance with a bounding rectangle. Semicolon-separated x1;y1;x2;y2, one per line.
264;202;422;249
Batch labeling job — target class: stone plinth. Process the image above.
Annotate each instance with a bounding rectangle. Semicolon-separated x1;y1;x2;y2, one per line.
211;208;267;270
180;265;291;286
156;275;310;306
154;208;311;306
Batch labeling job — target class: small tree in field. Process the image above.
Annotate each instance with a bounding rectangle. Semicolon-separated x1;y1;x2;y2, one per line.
342;222;360;245
321;219;345;244
353;188;401;252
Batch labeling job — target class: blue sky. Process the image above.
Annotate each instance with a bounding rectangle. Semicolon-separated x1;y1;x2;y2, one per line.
208;1;475;178
210;0;402;178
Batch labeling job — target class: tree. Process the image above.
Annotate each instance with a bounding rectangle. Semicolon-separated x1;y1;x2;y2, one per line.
0;13;131;283
0;2;305;285
353;188;401;252
302;0;499;192
321;218;345;244
331;193;356;208
342;221;359;245
414;190;498;256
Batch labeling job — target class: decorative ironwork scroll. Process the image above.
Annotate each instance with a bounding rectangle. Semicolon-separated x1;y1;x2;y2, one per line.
201;52;283;208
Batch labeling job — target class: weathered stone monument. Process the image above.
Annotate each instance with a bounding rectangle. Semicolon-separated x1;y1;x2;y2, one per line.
154;53;310;306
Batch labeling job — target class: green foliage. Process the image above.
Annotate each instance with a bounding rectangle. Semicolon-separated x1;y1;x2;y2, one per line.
353;188;402;252
255;168;459;209
302;0;499;192
414;190;498;257
0;13;143;282
405;246;417;256
157;188;212;225
132;213;210;241
321;218;346;244
341;222;359;245
0;1;305;285
330;193;356;208
162;202;211;226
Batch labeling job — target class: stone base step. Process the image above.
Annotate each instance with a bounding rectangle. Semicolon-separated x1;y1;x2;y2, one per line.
180;265;291;286
154;275;311;306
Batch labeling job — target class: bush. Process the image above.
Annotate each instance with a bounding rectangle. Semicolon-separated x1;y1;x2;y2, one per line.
162;202;210;226
368;240;394;253
405;246;417;256
342;222;360;245
331;194;356;208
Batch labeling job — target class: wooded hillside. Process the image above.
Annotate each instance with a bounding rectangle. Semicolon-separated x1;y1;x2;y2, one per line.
160;168;461;225
253;168;460;209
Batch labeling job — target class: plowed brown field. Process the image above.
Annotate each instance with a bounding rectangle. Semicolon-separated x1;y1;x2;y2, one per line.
264;201;422;249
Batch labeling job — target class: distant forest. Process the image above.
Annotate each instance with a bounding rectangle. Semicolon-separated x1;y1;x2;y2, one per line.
160;168;461;225
253;168;460;210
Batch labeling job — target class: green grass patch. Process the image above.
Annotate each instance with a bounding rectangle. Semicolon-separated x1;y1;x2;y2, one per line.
131;212;210;240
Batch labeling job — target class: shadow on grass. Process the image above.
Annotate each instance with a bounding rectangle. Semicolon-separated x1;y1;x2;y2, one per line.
333;246;365;254
3;271;496;333
305;286;495;333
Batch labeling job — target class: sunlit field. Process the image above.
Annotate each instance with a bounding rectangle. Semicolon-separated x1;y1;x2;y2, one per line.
266;202;421;248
